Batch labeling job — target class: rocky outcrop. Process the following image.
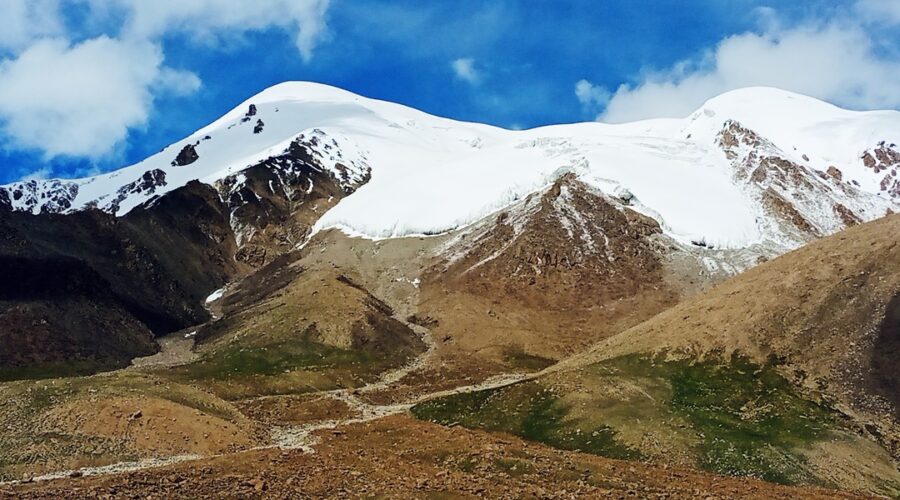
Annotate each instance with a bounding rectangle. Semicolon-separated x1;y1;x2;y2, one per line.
419;174;679;362
217;131;371;267
0;188;10;211
862;142;900;200
1;179;79;214
0;180;243;379
438;174;666;299
253;119;265;134
717;120;889;245
101;169;168;214
171;144;199;166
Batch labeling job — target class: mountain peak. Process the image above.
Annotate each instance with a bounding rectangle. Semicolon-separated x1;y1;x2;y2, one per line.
1;83;897;252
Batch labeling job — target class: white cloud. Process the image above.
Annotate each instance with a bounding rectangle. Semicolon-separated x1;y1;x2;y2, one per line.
0;0;333;164
855;0;900;25
600;22;900;123
17;166;52;182
574;79;611;110
451;57;480;83
155;67;203;96
0;36;200;158
87;0;332;61
0;0;65;53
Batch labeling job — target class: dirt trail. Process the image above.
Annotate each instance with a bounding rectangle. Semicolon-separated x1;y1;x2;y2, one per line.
128;333;198;369
3;312;534;485
269;317;534;451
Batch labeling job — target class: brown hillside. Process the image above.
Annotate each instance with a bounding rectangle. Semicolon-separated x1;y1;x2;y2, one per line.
570;213;900;450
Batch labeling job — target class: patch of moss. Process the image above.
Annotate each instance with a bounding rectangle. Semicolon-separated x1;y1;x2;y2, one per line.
502;348;556;371
169;340;382;380
157;338;413;399
0;359;117;382
413;354;841;486
666;355;832;484
411;383;641;460
594;354;836;484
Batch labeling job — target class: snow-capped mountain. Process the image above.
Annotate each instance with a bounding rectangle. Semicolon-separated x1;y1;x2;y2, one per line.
1;82;897;252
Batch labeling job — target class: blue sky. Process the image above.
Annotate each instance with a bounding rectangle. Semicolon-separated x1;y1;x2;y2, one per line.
1;0;899;183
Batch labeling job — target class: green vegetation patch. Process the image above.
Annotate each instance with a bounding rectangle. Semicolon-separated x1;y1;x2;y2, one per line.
411;382;641;460
0;359;118;382
502;347;556;371
665;355;834;484
413;354;841;486
170;340;381;379
159;337;414;399
596;354;835;484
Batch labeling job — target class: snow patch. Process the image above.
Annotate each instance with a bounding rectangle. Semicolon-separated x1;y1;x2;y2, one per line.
205;287;226;304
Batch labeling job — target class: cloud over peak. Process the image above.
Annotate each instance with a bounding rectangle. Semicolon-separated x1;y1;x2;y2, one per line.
597;13;900;123
451;57;480;83
91;0;332;62
574;79;610;111
0;0;333;163
0;37;198;158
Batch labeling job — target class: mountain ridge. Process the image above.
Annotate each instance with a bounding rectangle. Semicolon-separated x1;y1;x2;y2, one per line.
2;83;897;252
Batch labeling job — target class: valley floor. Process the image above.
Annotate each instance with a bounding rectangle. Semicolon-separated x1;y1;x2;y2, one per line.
0;320;875;499
2;415;862;499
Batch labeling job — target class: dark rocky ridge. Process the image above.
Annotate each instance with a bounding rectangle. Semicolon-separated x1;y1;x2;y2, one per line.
871;292;900;419
0;182;242;377
0;133;369;379
218;133;370;267
0;255;158;379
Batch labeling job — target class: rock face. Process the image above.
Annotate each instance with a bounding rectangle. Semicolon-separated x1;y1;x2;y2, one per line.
0;181;243;378
437;174;667;303
0;188;10;211
217;130;371;267
717;120;883;245
171;144;199;166
0;179;79;214
253;119;264;134
102;169;168;214
862;142;900;200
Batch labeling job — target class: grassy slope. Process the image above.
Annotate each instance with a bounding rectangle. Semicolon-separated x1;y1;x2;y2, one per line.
413;355;899;496
0;371;259;481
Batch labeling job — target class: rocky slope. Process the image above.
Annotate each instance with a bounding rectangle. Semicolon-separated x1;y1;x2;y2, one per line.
1;415;864;499
572;213;900;452
0;122;369;379
0;184;237;378
414;213;900;496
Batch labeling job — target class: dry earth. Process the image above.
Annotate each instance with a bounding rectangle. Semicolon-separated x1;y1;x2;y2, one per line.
1;415;865;499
